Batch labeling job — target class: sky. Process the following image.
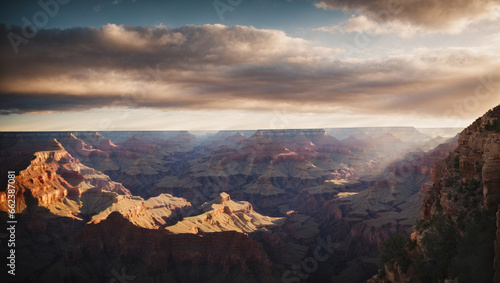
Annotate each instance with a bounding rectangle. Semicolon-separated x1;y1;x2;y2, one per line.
0;0;499;131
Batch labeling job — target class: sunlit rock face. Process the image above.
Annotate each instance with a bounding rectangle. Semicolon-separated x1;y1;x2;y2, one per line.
0;140;79;212
166;192;283;234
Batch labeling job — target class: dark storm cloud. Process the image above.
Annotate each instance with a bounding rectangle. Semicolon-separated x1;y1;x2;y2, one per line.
0;24;499;119
0;93;122;115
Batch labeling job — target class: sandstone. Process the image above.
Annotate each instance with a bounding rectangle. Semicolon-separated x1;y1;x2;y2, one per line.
166;192;283;234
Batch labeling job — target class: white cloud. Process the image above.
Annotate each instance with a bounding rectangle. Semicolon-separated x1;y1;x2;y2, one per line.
315;15;419;37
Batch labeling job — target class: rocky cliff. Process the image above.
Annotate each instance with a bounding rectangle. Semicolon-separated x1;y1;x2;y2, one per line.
370;105;500;283
0;140;81;212
166;192;283;234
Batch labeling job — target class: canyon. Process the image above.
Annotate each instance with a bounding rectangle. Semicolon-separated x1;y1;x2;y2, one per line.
1;123;483;282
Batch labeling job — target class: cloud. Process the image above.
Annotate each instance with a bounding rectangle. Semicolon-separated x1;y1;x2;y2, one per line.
0;93;120;115
315;0;500;33
315;15;418;37
0;24;499;120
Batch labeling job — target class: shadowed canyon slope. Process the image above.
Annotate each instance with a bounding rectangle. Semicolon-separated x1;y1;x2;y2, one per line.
0;126;466;282
369;105;500;283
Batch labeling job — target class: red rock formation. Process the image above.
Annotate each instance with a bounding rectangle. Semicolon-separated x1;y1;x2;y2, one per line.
84;132;119;151
60;133;94;159
0;140;132;214
0;144;73;211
